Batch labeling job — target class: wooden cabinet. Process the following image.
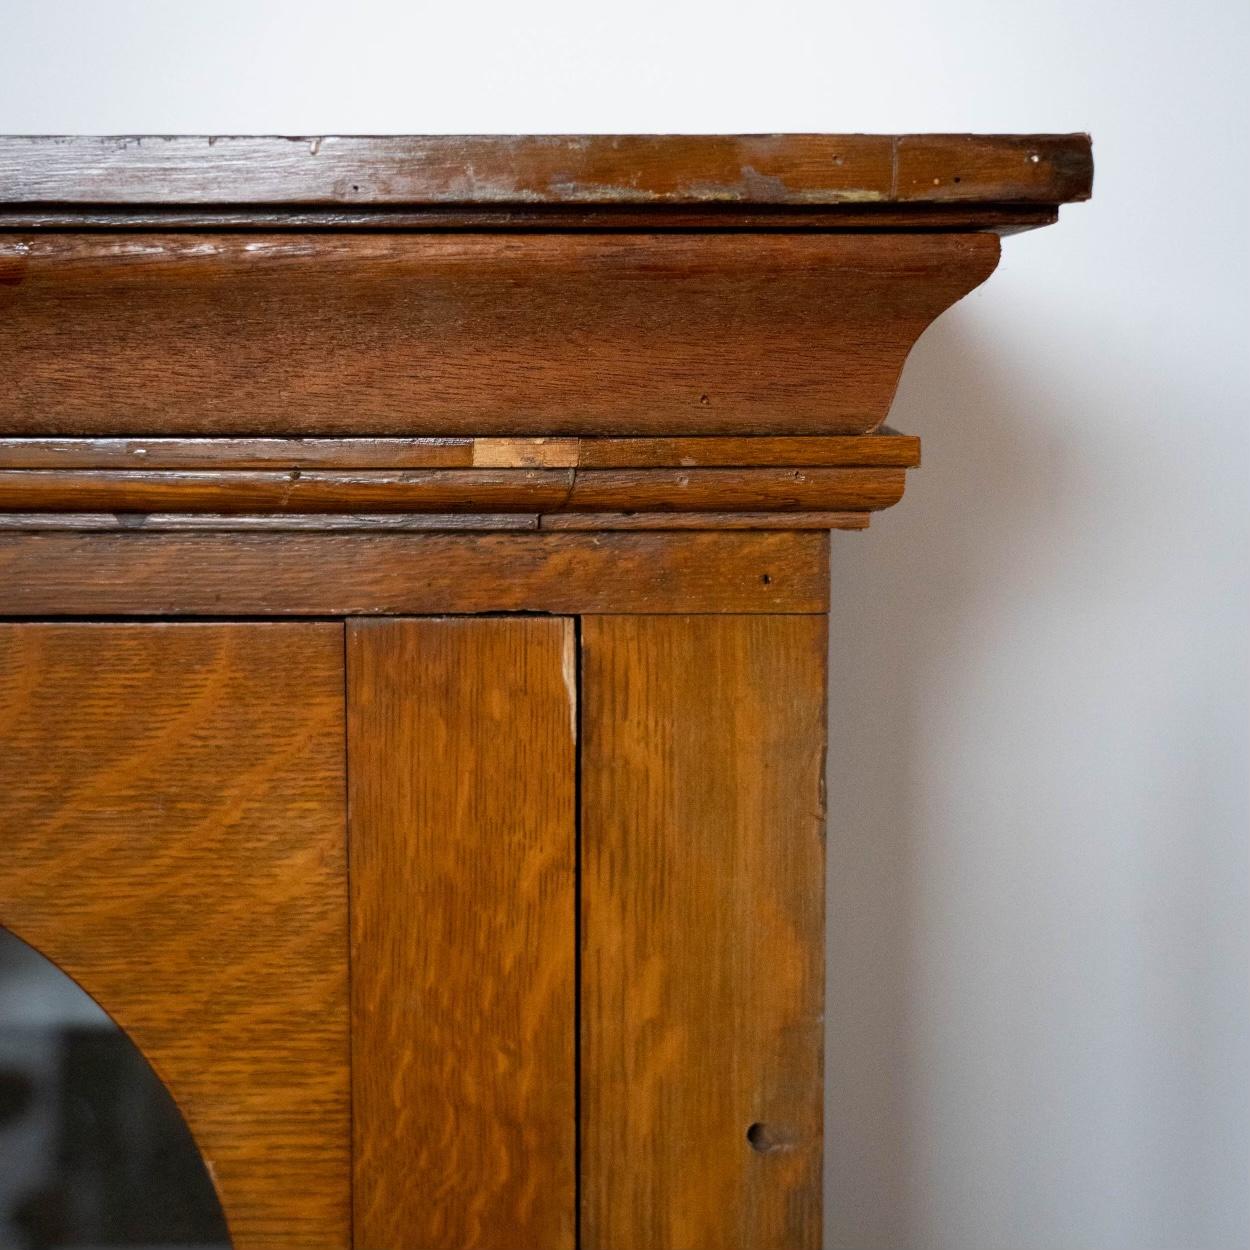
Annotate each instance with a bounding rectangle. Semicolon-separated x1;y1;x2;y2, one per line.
0;134;1090;1249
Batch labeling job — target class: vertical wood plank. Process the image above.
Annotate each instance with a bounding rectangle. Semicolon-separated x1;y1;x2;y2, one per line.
581;615;827;1250
0;623;350;1249
349;617;577;1250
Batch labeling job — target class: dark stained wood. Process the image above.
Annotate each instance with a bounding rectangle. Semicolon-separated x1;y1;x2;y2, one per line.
0;531;829;614
0;133;1092;211
0;623;350;1249
0;201;1064;232
0;432;920;470
581;615;826;1249
349;618;576;1249
0;232;1000;438
896;133;1094;203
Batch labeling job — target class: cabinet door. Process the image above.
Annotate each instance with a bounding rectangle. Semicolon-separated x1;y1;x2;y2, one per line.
348;617;577;1250
0;622;351;1250
580;615;826;1250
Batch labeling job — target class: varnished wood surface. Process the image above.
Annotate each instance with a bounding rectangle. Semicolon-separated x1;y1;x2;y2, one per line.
0;232;999;437
0;466;905;515
0;433;921;470
0;134;1093;215
581;616;827;1249
349;618;576;1249
0;623;350;1249
0;531;829;615
0;511;543;532
540;511;870;530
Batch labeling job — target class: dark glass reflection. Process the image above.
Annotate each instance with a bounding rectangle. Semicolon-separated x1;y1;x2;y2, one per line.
0;928;230;1249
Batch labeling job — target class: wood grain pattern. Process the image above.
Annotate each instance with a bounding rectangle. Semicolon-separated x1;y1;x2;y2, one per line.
0;432;920;470
0;511;541;532
0;233;999;437
581;616;826;1250
0;468;575;513
349;618;576;1250
0;531;829;615
0;466;904;515
0;623;350;1249
540;511;870;531
0;134;1092;208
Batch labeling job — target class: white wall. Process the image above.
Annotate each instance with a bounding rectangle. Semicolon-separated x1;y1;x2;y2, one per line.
2;3;1246;1247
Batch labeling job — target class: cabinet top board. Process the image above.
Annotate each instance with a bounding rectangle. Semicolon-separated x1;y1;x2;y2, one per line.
0;133;1092;231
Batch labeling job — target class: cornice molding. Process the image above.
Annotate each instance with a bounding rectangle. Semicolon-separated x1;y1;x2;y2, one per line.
0;134;1090;534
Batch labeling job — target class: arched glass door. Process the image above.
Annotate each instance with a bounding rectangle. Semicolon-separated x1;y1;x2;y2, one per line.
0;928;230;1249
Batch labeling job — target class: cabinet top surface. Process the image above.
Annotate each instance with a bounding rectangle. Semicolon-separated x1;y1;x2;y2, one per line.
0;133;1092;226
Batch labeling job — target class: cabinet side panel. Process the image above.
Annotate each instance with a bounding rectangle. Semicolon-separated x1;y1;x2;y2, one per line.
0;622;350;1250
348;617;576;1250
581;614;826;1250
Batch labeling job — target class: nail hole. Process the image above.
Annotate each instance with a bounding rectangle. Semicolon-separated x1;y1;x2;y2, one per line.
760;573;772;586
699;393;710;406
953;175;962;183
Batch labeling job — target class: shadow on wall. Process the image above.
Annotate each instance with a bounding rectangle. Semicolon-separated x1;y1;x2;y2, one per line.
824;307;1078;1250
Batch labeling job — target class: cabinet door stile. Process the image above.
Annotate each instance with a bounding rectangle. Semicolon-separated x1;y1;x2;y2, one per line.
580;614;827;1250
348;617;578;1250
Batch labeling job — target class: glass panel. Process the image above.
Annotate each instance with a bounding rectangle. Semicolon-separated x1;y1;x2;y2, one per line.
0;928;231;1249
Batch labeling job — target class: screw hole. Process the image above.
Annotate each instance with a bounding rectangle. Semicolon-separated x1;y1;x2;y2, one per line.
746;1123;773;1152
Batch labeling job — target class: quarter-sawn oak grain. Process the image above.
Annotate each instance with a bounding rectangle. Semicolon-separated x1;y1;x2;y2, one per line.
0;531;829;614
348;618;576;1250
0;623;350;1250
581;615;826;1250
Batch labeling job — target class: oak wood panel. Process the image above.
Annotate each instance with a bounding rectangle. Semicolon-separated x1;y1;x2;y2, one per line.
0;232;999;437
581;615;826;1250
0;623;350;1249
349;618;576;1250
0;133;1092;208
0;433;920;471
0;531;829;615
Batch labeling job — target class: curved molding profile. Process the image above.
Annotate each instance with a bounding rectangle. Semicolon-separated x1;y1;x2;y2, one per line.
0;134;1091;534
0;433;919;531
0;232;998;442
